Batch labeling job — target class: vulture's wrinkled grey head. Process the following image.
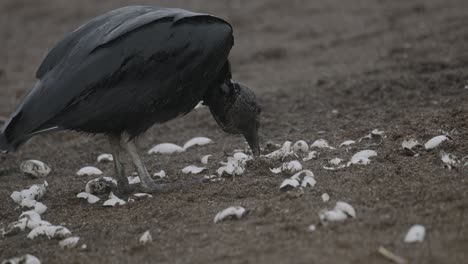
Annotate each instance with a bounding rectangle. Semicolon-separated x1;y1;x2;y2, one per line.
208;80;261;156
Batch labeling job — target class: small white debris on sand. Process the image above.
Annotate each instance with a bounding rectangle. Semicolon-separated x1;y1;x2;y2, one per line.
214;206;247;223
279;178;300;191
133;193;153;199
1;254;41;264
201;154;212;165
148;143;184;154
217;153;250;177
440;151;460;170
320;201;356;222
183;137;213;150
281;160;303;174
127;176;141;184
292;140;309;153
27;225;71;239
301;175;316;187
10;181;48;204
270;167;282;174
76;166;102;176
103;192;127;207
139;230;153;244
182;165;205;174
280;170;316;191
359;129;385;143
321;193;330;202
59;237;80;249
203;175;223;182
97;154;113;162
348;150;377;166
404;225;425;243
307;225;316;232
302;151;318;161
425;135;449;150
324;158;346;170
20;160;51;178
310;139;335;149
264;141;293;160
378;246;407;264
76;192;100;204
402;139;422;156
339;140;356;148
85;177;117;194
153;170;166;179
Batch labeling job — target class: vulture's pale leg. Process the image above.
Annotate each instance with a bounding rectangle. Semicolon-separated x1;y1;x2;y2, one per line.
108;134;130;193
122;137;167;192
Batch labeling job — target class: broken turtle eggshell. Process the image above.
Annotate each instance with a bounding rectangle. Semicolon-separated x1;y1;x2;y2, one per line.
324;158;346;170
214;206;247;223
20;160;51;178
201;154;212;165
127;176;141;185
148;143;184;155
440;151;460;170
133;193;153;200
76;166;102;176
11;181;48;204
264;141;293;160
301;175;316;188
291;170;314;181
233;152;249;161
339;140;356;148
310;139;335;149
321;193;330;202
292;140;309;153
85;177;117;195
348;150;377;166
424;135;449;150
269;167;282;174
153;170;166;179
302;151;318;161
59;236;80;249
335;201;356;218
97;154;113;163
279;178;300;191
281;160;303;174
183;137;213;150
3;220;28;236
182;165;205;174
27;225;71;239
103;192;127;207
139;230;153;244
76;192;100;204
1;254;41;264
404;225;425;243
319;209;348;222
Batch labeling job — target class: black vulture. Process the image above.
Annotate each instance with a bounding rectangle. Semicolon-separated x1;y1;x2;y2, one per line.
0;6;261;193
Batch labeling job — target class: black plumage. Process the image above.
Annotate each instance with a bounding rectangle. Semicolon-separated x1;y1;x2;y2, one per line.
0;6;260;193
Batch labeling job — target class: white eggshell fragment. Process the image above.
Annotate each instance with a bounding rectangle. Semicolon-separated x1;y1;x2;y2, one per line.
214;206;247;223
302;151;318;161
76;166;102;176
183;137;213;150
148;143;184;155
4;220;28;236
153;170;166;179
139;230;153;244
97;154;113;162
324;158;346;170
76;192;100;204
217;155;247;177
319;209;348;222
280;178;300;191
59;237;80;249
27;225;71;239
301;175;316;188
103;192;127;207
264;141;293;160
339;140;356;147
85;177;117;194
127;176;141;184
311;139;335;149
133;193;153;199
1;254;41;264
20;160;51;178
182;165;205;174
348;150;377;166
281;160;303;174
233;152;250;161
321;193;330;202
33;202;47;215
425;135;449;150
293;140;309;153
10;181;48;204
270;167;282;174
440;151;460;170
335;201;356;218
404;225;426;243
201;155;212;165
19;211;41;222
402;139;420;150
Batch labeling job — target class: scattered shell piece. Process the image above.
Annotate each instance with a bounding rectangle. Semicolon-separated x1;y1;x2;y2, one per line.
139;230;152;244
302;151;318;161
359;129;385;144
402;139;422;156
10;181;48;204
27;225;71;239
301;175;316;187
321;193;330;202
281;160;303;174
279;178;300;191
214;206;247;223
201;155;212;165
133;193;153;199
319;201;356;222
148;143;184;155
20;160;51;178
32;202;47;215
103;192;127;207
339;140;356;148
76;166;102;176
81;244;87;250
182;165;205;174
348;150;377;166
203;175;223;182
183;137;213;150
307;225;316;232
76;192;100;204
270;167;282;174
378;246;407;264
153;170;166;179
85;177;117;194
97;154;113;163
127;176;141;184
324;158;346;170
292;140;309;153
291;170;314;181
425;135;449;150
217;155;247;177
4;220;27;236
335;201;356;218
233;152;250;161
1;254;41;264
440;151;460;170
59;237;80;249
19;211;41;222
264;141;293;160
404;225;425;243
311;139;335;149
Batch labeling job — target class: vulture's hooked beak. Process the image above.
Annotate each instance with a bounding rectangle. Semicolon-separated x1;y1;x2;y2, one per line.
243;123;260;157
